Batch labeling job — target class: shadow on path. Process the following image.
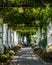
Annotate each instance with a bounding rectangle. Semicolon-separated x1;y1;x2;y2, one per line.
10;47;44;65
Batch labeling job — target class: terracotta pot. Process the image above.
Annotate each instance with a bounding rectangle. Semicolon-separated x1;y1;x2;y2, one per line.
0;62;7;65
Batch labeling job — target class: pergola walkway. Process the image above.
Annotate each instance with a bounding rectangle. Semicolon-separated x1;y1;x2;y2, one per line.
10;47;46;65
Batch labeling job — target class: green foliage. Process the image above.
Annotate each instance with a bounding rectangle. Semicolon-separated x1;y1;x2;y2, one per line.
1;7;51;25
0;1;52;48
8;50;15;56
0;0;3;6
42;37;47;49
38;40;42;48
0;18;3;24
0;54;10;62
0;6;52;34
48;44;52;52
26;34;31;44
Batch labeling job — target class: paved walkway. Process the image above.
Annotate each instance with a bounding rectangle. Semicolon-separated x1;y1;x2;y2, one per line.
10;47;45;65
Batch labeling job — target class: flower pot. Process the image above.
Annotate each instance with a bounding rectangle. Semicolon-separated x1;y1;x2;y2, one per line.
0;62;7;65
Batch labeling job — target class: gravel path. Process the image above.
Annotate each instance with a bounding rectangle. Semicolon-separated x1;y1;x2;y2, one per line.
10;47;45;65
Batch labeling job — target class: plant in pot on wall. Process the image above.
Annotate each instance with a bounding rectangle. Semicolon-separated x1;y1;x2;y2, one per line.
17;45;23;50
0;53;10;63
9;50;15;56
8;50;15;60
0;53;10;65
8;50;15;59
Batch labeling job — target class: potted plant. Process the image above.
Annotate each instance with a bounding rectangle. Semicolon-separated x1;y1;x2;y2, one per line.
9;50;15;56
0;54;10;62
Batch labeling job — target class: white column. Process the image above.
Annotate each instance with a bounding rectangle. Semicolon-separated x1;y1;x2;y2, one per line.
3;24;8;48
10;30;14;47
14;31;18;46
47;22;52;45
16;33;18;44
36;28;40;45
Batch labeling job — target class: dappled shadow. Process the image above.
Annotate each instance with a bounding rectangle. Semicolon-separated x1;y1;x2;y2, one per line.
10;47;44;65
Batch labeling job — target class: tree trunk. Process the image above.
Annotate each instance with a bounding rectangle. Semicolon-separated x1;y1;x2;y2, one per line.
42;28;47;49
39;28;42;48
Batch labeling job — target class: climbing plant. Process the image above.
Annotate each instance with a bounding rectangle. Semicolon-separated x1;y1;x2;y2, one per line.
0;0;52;48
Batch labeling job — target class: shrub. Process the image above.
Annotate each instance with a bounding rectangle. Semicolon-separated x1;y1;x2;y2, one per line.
31;45;35;49
17;44;23;50
0;53;3;57
47;52;52;60
9;50;15;56
40;51;48;58
40;51;52;61
47;44;52;52
0;54;10;62
33;45;52;62
34;48;39;53
36;48;44;56
31;45;39;49
12;46;18;52
11;45;23;52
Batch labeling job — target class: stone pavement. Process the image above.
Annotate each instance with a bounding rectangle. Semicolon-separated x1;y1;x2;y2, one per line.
10;47;46;65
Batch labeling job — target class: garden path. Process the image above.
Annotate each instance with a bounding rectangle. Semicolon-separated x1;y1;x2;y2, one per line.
10;47;48;65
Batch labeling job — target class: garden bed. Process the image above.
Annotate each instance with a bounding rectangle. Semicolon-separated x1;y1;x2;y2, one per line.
35;50;52;64
31;45;52;64
37;55;52;65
